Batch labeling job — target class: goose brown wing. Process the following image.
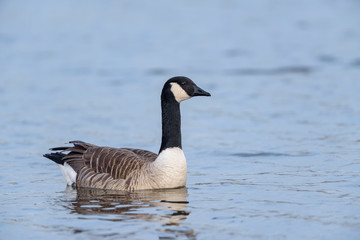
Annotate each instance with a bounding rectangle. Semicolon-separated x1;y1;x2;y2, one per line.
51;141;157;180
49;141;158;189
82;147;157;180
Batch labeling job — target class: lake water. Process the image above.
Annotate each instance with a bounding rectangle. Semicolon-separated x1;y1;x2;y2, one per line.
1;0;360;239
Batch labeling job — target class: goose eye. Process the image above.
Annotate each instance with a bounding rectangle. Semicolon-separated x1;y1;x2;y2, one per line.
180;81;186;86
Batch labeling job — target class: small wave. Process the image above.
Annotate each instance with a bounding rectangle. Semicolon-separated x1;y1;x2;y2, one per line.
225;66;314;75
230;152;312;158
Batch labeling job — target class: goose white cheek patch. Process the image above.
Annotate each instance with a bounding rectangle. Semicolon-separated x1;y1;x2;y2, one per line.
170;82;191;102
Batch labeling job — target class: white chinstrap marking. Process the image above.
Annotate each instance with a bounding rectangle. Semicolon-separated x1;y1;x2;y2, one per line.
58;162;77;186
170;82;191;103
152;147;187;188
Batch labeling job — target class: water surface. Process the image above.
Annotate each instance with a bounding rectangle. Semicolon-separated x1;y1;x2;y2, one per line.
1;0;360;239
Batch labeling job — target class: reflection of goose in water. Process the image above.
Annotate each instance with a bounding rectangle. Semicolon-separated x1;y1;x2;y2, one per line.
61;187;193;237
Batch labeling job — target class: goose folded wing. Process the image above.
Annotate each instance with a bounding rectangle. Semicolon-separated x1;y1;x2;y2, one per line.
82;147;158;180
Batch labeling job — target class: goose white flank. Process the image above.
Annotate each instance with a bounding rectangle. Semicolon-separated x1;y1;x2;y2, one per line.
44;76;211;190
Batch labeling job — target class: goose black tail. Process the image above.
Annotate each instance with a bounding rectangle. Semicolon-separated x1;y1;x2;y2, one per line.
43;152;66;165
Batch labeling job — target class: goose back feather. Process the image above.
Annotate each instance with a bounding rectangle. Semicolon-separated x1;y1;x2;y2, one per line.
49;141;159;190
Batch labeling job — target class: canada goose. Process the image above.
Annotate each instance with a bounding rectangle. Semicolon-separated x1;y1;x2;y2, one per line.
44;76;210;190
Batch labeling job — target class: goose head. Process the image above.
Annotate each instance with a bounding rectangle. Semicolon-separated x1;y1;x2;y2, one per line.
162;76;211;103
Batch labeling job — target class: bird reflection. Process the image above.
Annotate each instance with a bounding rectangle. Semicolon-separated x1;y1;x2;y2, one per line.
60;186;194;238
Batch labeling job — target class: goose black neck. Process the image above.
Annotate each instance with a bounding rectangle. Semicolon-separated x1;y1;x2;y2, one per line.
159;95;182;153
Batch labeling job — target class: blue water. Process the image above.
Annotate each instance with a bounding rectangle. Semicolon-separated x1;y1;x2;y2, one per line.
1;0;360;239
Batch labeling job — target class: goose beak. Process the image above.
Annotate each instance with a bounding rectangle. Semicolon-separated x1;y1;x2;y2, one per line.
192;85;211;97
